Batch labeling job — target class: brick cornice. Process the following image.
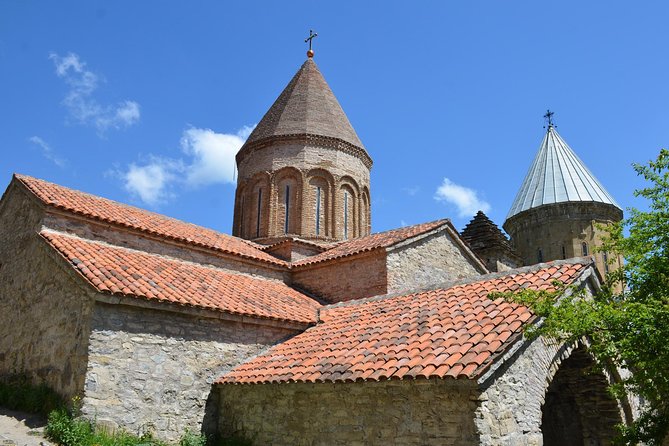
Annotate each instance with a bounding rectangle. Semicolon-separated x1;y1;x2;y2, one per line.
236;134;373;170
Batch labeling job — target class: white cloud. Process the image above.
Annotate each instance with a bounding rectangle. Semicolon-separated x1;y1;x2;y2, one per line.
180;126;252;186
120;125;254;206
49;52;140;133
28;136;66;167
122;158;182;206
434;178;491;218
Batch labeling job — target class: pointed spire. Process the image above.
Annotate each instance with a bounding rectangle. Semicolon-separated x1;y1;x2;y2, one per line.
242;58;367;154
506;124;621;220
462;211;514;251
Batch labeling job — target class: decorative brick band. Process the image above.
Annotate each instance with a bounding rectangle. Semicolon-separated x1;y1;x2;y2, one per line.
236;134;373;169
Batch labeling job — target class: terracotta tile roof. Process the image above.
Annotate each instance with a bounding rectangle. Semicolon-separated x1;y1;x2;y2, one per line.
218;260;591;384
15;174;285;267
41;230;320;324
291;219;451;267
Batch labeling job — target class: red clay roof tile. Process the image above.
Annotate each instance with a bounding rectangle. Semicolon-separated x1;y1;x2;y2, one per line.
16;174;285;266
291;219;452;267
218;260;591;384
41;230;320;324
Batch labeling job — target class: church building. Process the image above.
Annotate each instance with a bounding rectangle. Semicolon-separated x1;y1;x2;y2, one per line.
0;46;632;445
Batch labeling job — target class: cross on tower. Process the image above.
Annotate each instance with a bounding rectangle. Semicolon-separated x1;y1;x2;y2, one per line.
544;109;555;128
305;30;318;58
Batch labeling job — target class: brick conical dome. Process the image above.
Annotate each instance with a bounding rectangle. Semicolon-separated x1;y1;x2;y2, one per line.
237;59;371;168
246;59;363;147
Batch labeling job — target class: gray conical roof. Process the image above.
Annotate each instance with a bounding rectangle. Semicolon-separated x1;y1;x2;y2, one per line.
506;126;621;220
244;58;365;151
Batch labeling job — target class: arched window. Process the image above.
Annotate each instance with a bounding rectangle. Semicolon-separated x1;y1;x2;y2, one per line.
315;186;322;236
256;188;262;238
582;242;589;256
284;184;290;234
344;191;349;239
537;248;543;263
308;173;331;238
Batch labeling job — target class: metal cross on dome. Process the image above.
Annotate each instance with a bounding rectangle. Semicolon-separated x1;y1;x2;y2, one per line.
544;109;555;128
305;30;318;57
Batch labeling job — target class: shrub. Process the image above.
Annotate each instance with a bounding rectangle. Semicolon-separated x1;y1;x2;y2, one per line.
180;430;207;446
0;375;64;415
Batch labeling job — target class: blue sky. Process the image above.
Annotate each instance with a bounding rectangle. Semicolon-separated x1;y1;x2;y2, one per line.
1;1;668;235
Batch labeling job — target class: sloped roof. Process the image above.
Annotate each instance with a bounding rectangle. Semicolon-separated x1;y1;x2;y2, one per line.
506;126;621;220
462;211;515;252
243;58;365;151
218;259;591;384
14;174;285;267
291;219;452;268
41;230;320;324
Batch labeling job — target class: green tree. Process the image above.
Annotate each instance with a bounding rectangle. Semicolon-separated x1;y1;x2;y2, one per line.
497;149;669;445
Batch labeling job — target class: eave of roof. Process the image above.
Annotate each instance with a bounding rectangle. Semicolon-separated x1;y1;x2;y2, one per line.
217;258;593;385
13;174;287;268
40;230;320;325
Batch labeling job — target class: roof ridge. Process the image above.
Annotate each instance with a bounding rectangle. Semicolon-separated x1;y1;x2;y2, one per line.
290;219;451;268
39;228;287;280
14;174;286;267
321;257;594;311
40;229;321;325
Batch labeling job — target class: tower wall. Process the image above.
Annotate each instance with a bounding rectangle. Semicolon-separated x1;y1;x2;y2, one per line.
503;202;623;279
233;142;371;242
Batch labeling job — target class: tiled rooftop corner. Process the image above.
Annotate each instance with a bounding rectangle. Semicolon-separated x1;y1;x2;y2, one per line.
218;259;593;385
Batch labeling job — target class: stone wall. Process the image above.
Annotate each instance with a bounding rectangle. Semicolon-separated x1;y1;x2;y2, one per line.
291;251;387;303
217;379;479;446
475;335;629;446
503;202;623;280
386;230;483;295
0;185;93;398
82;302;300;441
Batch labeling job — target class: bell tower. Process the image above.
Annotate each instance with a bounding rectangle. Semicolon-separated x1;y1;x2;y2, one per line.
233;47;372;243
503;113;623;279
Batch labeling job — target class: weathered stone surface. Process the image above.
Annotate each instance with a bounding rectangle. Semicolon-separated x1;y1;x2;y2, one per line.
504;201;623;280
82;303;299;441
476;332;630;446
0;185;93;399
386;230;482;295
217;379;479;446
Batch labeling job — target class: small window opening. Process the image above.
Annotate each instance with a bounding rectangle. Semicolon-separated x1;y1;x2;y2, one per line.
284;185;290;234
538;248;543;263
315;186;321;236
256;188;262;238
561;245;566;260
344;191;349;240
603;252;609;273
582;242;589;256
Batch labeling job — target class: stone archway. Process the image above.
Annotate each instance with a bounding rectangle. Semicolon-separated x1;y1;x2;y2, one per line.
541;347;622;446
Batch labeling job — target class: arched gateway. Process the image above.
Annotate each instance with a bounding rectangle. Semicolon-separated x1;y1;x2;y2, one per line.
476;338;632;446
542;346;624;446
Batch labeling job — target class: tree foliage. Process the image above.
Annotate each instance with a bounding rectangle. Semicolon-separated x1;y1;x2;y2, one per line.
496;149;669;445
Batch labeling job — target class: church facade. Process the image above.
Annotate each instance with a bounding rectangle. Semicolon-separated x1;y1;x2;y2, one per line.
0;51;633;445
